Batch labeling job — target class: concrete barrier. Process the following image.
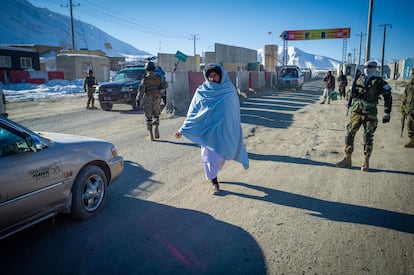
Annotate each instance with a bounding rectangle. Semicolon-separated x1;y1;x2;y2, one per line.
166;70;277;114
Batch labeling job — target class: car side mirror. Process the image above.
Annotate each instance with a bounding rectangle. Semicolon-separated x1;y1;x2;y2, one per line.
26;135;43;152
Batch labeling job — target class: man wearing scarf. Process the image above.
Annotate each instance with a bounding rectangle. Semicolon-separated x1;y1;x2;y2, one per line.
336;61;392;171
175;64;249;194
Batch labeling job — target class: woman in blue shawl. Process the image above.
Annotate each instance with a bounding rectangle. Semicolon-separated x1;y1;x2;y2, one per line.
175;64;249;194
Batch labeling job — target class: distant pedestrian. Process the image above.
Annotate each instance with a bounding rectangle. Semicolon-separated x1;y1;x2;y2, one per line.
336;61;392;171
138;62;168;141
401;67;414;148
83;70;97;109
320;70;335;104
337;70;348;100
175;64;249;195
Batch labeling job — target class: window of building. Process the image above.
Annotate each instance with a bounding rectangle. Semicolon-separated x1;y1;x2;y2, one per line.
20;57;33;69
0;56;12;68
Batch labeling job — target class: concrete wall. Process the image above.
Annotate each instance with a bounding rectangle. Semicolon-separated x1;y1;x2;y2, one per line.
223;62;248;72
249;72;266;89
165;70;276;114
203;52;216;65
214;43;257;65
237;71;250;93
56;53;110;82
165;72;191;114
203;43;257;73
264;44;278;72
158;43;275;113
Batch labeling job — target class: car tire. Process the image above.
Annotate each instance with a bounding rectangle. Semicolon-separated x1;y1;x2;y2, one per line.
71;165;107;220
100;102;113;111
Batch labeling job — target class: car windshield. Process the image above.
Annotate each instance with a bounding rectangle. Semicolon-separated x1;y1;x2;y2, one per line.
113;69;145;81
280;68;298;78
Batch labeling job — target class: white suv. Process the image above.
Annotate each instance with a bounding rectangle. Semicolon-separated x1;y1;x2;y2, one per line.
277;66;305;91
0;87;7;118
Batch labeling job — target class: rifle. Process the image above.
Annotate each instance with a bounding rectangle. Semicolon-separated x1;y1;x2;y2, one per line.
401;113;406;138
346;68;361;116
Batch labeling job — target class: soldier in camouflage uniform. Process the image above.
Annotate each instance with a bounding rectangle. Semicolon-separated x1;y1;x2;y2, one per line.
401;67;414;148
336;61;392;171
137;62;168;141
83;70;97;109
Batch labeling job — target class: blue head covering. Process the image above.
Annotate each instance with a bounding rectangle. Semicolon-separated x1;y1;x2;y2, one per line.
179;64;249;169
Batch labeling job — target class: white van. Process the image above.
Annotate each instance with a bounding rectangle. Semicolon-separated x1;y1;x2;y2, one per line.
277;66;304;91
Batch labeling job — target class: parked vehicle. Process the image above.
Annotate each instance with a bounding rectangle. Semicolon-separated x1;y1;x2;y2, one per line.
0;116;124;239
0;87;7;118
96;66;146;111
277;66;304;91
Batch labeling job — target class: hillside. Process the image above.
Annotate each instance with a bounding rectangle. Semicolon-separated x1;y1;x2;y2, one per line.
2;0;342;70
0;0;150;57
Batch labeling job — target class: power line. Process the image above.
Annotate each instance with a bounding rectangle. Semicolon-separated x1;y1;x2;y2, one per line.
79;0;188;40
31;0;189;40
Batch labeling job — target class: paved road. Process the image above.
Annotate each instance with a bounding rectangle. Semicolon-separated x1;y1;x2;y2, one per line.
1;80;413;274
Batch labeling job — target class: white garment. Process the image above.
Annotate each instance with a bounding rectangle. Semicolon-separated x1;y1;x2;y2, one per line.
201;146;225;180
322;88;332;103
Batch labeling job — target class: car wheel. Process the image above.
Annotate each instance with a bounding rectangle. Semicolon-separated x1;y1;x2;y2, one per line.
71;165;107;220
100;102;113;111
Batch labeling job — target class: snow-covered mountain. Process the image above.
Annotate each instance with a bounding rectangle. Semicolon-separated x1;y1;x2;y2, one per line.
0;0;150;58
257;46;341;70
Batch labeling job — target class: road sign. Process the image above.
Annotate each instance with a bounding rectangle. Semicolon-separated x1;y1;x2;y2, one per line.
280;28;351;41
175;50;188;62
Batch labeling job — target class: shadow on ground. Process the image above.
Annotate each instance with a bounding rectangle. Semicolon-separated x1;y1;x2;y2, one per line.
0;161;266;275
220;181;414;234
240;86;321;129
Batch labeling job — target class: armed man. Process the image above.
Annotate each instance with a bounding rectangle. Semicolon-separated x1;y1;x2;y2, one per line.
336;61;392;171
401;67;414;148
83;69;98;109
137;61;168;141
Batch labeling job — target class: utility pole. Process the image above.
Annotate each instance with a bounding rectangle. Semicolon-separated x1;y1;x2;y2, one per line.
351;48;357;63
356;32;366;66
190;34;200;56
365;0;373;62
61;0;80;50
379;23;392;78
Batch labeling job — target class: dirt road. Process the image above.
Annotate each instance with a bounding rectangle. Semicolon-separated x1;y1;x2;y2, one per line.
3;80;414;274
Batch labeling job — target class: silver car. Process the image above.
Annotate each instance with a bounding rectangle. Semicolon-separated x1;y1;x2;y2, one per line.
0;116;124;239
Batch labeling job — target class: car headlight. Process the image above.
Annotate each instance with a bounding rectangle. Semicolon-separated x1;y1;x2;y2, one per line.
120;86;130;92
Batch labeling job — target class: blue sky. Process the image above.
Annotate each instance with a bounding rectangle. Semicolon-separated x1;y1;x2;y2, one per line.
27;0;413;62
